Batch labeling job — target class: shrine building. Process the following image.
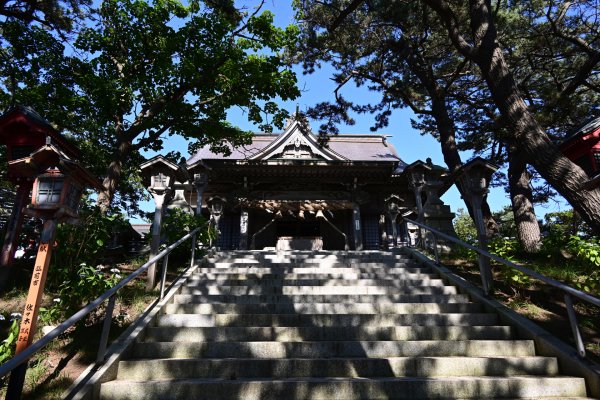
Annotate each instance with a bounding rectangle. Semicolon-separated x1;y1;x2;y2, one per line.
183;117;456;251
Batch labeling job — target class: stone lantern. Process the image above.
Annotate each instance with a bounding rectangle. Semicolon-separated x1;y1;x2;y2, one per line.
139;155;185;289
385;194;403;248
405;160;432;221
456;157;498;294
0;106;80;271
207;196;226;248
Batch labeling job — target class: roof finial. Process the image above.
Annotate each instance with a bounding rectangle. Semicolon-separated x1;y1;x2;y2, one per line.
295;103;300;116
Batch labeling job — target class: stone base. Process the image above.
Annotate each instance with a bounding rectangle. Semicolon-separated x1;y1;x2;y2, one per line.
276;236;323;251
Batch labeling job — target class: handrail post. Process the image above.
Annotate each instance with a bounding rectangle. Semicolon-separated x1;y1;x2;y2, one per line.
432;232;440;264
190;233;197;269
96;294;116;364
564;294;586;357
159;253;169;300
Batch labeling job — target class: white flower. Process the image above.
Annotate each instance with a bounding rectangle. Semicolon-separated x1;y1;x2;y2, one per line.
114;274;122;279
110;268;120;274
10;313;22;321
53;298;61;303
0;315;5;321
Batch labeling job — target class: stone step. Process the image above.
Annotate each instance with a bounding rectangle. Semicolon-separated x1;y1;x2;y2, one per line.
143;325;515;342
155;313;498;328
194;266;432;274
163;302;483;315
210;253;412;261
99;376;588;399
202;264;423;272
208;260;418;269
178;285;459;295
172;293;472;304
184;278;447;288
117;356;560;380
131;340;535;359
191;271;439;280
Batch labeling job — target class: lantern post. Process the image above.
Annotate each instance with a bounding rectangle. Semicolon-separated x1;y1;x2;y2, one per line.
207;196;226;248
139;156;183;290
0;106;80;289
404;161;432;247
5;140;101;399
406;161;432;221
456;157;498;295
385;195;403;248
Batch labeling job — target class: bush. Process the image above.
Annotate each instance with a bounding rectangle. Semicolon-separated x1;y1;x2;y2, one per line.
567;236;600;295
160;209;214;261
47;201;129;289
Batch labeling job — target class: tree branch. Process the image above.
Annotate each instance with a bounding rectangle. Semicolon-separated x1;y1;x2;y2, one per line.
327;0;365;33
422;0;474;58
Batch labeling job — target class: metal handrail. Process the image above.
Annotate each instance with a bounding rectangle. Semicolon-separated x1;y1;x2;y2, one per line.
404;217;600;357
0;226;201;381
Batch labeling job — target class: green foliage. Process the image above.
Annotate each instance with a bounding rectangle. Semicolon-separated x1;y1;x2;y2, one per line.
58;263;122;314
39;298;63;326
451;209;478;259
48;201;128;288
453;208;477;244
487;237;531;289
488;237;518;261
0;319;19;364
568;236;600;269
492;206;517;239
1;1;301;211
567;236;600;295
161;209;214;260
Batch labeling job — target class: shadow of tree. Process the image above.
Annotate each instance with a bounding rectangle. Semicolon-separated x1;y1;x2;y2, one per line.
98;248;589;399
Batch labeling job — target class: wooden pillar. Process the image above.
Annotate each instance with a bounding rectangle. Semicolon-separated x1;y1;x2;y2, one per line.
352;204;363;251
0;183;31;268
239;209;249;250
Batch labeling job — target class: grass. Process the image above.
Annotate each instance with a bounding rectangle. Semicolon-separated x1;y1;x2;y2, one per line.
0;259;172;399
440;252;600;361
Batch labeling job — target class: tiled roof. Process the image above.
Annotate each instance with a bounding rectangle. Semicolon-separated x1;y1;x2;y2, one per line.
187;133;402;165
562;115;600;145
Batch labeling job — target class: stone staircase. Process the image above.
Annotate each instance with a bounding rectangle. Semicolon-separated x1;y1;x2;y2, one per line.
97;250;590;399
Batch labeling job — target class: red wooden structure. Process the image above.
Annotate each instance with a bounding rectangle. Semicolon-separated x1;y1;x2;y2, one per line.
0;106;80;269
560;117;600;182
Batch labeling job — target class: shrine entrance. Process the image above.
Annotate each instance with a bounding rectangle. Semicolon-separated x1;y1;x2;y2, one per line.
184;116;458;252
248;206;351;251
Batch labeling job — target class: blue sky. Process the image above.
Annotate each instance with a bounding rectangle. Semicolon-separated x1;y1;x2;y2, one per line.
137;1;570;222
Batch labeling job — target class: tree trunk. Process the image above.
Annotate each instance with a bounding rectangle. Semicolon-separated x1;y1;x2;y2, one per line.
430;94;498;237
406;51;498;237
97;138;132;212
508;150;541;253
466;0;600;233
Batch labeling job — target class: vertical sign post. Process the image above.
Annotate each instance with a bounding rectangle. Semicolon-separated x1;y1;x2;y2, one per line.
6;220;57;399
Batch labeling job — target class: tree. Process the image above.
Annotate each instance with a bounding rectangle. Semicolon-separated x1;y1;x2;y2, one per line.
293;0;501;236
74;0;300;210
423;0;600;232
293;0;600;234
1;0;300;213
0;0;91;33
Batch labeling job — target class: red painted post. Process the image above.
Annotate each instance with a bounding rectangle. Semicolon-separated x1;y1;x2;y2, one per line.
6;219;57;399
0;183;32;291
